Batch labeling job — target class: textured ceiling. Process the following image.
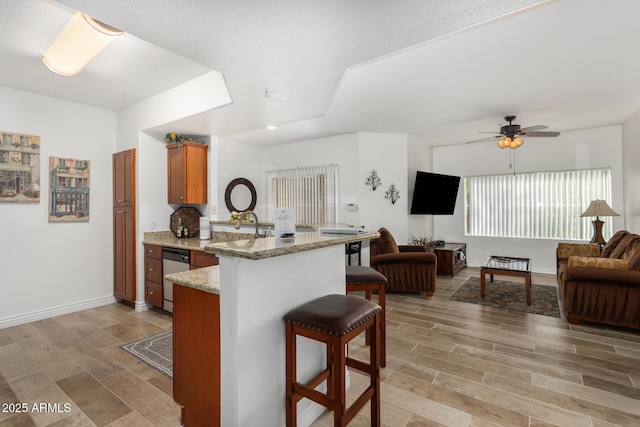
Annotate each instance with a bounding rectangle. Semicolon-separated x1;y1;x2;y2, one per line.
3;0;640;148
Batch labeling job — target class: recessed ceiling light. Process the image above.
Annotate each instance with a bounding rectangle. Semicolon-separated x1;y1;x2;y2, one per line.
266;125;277;130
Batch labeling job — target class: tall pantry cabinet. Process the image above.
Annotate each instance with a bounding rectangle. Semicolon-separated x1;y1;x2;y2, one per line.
113;148;136;303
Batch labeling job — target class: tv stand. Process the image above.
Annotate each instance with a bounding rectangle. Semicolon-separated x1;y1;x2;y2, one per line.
434;243;467;277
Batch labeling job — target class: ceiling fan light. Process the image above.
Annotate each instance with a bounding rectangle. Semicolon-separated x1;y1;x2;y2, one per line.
497;137;511;148
512;137;524;148
42;12;123;77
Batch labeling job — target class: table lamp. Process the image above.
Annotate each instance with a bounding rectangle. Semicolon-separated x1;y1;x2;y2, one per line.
580;199;620;245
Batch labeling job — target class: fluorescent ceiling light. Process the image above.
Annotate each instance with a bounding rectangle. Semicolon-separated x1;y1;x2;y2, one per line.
42;12;123;77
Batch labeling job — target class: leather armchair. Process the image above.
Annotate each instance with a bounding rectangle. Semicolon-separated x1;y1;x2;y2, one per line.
370;228;437;297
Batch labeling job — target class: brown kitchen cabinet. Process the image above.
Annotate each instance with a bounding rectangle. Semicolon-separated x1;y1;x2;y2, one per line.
144;244;163;308
113;148;136;207
113;206;135;302
434;243;467;277
191;250;219;269
173;284;220;426
113;148;136;303
167;142;208;204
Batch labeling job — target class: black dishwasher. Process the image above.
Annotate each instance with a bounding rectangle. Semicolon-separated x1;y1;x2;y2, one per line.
162;247;190;313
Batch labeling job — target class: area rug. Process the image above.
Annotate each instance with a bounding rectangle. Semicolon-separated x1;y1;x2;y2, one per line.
450;277;560;318
121;330;173;377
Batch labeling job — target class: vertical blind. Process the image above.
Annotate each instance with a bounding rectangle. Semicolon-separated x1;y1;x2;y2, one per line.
465;168;613;240
265;164;338;225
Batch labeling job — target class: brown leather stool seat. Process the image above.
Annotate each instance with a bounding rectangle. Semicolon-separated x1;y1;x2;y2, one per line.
346;266;387;367
284;294;381;427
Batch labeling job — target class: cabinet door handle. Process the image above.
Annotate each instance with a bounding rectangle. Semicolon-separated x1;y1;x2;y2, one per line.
148;267;155;272
148;249;155;253
149;291;155;295
180;196;184;200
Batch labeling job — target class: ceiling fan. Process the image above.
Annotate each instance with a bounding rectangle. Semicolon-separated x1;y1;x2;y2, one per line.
470;115;560;149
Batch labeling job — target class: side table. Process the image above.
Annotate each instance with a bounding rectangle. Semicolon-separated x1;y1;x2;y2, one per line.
434;243;467;277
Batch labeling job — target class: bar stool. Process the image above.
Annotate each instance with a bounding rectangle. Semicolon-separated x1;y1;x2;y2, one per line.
284;294;381;427
346;266;387;367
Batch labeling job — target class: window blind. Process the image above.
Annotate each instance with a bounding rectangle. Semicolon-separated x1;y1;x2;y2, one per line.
465;168;613;240
266;164;338;224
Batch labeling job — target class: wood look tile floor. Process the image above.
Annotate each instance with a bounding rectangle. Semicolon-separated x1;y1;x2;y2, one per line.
1;268;639;426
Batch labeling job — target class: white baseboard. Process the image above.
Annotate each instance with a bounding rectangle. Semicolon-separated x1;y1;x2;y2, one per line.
297;402;327;427
0;295;118;329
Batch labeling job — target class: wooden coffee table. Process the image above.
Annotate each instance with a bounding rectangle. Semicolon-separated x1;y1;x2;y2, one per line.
480;256;532;305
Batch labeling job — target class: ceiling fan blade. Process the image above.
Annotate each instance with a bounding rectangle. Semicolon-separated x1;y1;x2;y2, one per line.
522;131;560;137
478;131;501;134
520;125;547;132
466;135;500;144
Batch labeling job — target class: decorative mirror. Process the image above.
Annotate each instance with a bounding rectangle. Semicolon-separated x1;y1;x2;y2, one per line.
225;178;257;213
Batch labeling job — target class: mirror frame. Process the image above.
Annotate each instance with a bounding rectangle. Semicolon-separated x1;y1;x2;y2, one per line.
224;178;257;213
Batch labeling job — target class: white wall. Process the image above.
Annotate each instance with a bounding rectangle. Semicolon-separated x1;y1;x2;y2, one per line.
407;135;434;240
357;132;409;241
622;108;640;233
433;125;625;274
216;132;412;242
0;86;116;327
216;138;267;221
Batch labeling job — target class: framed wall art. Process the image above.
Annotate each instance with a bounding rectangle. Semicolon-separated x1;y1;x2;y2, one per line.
0;130;41;202
48;156;90;222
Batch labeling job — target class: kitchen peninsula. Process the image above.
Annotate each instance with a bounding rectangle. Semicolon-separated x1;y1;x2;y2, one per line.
165;229;379;427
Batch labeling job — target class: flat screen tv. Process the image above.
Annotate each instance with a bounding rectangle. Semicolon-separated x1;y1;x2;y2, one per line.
410;171;461;215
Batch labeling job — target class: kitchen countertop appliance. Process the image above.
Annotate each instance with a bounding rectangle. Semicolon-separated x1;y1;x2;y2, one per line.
162;247;190;313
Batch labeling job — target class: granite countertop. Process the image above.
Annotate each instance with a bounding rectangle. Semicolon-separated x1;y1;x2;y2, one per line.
165;230;378;293
203;230;379;260
142;231;255;252
165;266;220;295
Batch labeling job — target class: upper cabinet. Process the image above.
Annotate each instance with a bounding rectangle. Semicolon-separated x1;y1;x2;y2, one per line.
113;148;136;207
167;142;208;204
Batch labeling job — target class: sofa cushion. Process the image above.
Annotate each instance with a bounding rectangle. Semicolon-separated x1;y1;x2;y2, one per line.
609;234;640;259
568;256;628;270
377;228;399;254
622;240;640;271
557;243;601;259
601;230;630;257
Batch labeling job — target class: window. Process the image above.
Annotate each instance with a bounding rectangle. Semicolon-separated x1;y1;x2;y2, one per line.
465;168;613;240
266;164;338;224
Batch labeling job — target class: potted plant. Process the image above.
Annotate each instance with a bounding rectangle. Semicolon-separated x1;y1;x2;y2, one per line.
410;233;436;252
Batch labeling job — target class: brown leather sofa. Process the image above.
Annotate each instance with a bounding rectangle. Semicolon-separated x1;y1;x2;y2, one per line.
370;228;437;297
556;230;640;329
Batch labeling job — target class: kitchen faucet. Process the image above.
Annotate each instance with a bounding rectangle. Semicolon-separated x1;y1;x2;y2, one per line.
235;210;261;238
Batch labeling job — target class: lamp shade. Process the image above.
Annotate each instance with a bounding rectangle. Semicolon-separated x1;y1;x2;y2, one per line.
580;199;620;218
42;12;123;77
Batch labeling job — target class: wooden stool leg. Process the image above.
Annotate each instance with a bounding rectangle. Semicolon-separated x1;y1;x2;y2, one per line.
370;314;381;426
332;336;347;427
285;323;296;427
364;290;372;346
378;283;386;367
